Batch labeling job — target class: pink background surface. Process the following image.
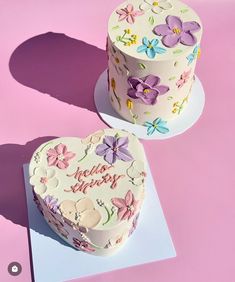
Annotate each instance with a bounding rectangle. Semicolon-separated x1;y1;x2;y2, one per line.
0;0;234;281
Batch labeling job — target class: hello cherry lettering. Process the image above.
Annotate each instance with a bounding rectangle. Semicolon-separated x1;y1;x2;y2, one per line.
64;163;125;194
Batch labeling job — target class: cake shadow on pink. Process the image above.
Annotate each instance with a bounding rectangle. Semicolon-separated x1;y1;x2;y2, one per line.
9;32;107;113
0;137;71;249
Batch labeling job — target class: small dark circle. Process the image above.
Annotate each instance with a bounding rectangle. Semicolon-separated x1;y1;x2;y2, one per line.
8;262;22;276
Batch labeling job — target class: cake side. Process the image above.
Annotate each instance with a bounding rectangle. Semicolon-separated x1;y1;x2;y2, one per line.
107;0;202;130
29;129;146;256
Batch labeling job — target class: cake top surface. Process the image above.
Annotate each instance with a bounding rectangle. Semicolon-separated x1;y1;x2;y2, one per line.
108;0;202;61
29;129;146;231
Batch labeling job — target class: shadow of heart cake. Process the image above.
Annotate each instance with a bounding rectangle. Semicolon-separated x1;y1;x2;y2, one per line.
29;129;146;256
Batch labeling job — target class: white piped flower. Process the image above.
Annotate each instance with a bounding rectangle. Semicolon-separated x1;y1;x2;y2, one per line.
30;167;59;195
140;0;172;14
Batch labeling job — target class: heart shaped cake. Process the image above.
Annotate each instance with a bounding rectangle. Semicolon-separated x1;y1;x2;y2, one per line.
29;129;146;256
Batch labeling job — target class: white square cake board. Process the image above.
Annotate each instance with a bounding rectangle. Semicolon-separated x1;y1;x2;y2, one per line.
23;162;176;282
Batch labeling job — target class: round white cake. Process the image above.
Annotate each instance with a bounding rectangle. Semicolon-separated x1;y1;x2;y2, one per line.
29;129;146;256
107;0;202;133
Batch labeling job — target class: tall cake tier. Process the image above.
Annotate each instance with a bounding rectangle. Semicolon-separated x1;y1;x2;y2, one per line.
29;129;146;256
107;0;202;128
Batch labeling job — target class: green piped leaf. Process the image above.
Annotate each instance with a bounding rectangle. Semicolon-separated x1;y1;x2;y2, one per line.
180;8;189;13
144;111;151;115
116;35;122;41
138;63;146;70
112;25;120;30
173;49;183;54
169;76;176;81
167;96;173;100
148;16;154;25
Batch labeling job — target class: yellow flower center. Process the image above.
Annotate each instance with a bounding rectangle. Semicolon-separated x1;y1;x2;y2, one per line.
173;27;181;35
153;1;159;6
148;44;153;49
40;177;48;184
57;154;64;161
197;47;201;58
115;57;120;64
111;78;116;90
144;89;151;94
127;205;134;211
153;124;158;129
126;99;133;109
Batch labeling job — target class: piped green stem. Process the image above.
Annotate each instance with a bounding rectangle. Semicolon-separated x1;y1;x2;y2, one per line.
113;90;121;111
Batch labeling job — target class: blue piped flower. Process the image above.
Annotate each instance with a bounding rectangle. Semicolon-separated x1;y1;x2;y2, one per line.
144;118;169;135
137;37;166;59
187;45;200;65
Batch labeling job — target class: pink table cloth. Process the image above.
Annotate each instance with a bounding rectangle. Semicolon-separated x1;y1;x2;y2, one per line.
0;0;234;281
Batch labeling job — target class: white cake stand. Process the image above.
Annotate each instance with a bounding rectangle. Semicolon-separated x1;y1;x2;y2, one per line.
94;70;205;140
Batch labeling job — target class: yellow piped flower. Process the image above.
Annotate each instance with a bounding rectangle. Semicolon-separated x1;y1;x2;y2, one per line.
111;78;116;91
197;47;201;59
126;99;133;110
124;29;131;34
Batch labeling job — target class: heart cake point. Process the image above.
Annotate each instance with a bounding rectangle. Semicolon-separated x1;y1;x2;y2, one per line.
29;129;146;256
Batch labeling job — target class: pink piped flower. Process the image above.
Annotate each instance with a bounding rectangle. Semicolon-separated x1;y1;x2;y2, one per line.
176;69;191;89
116;4;144;24
47;143;75;169
111;190;139;220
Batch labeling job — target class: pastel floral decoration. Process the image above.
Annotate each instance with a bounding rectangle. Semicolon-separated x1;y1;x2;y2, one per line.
116;29;138;47
176;69;191;88
187;45;201;65
129;213;140;236
126;99;138;124
43;195;59;214
144;118;169;135
59;198;101;229
126;99;133;110
109;45;129;75
96;135;133;165
116;4;144;24
44;210;69;239
137;37;166;59
105;231;129;248
33;152;40;163
139;0;172;14
47;143;75;170
127;75;169;105
81;130;104;145
30;167;59;195
153;15;201;47
172;95;189;115
127;160;146;186
56;224;69;239
111;78;116;91
73;238;95;252
111;190;139;221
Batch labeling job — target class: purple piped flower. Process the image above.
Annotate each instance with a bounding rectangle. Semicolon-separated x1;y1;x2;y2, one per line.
153;15;201;48
43;195;59;214
127;75;169;105
96;135;133;165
